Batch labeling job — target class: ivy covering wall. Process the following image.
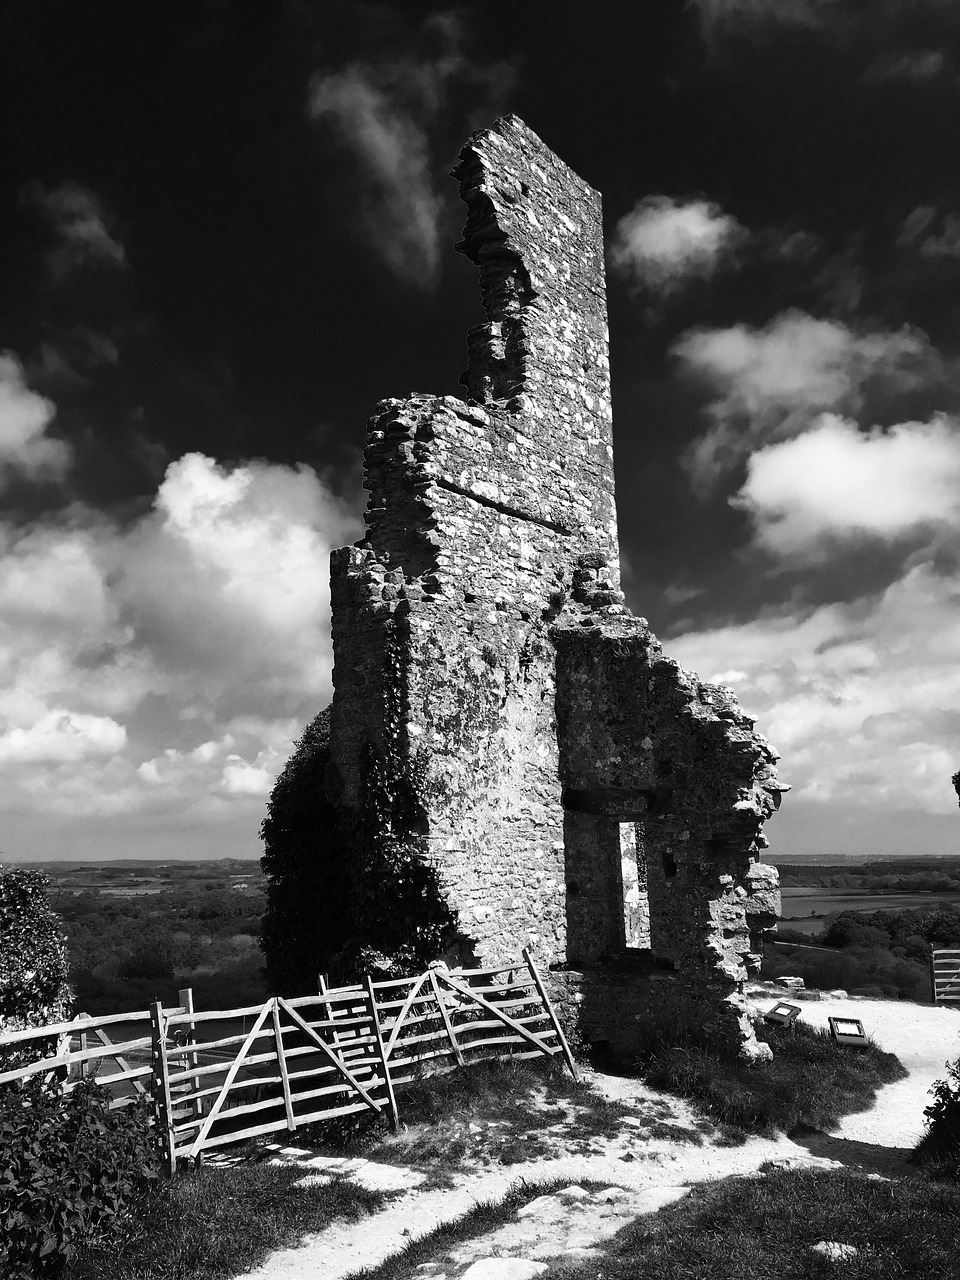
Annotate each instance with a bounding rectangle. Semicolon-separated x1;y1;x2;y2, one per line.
259;708;460;994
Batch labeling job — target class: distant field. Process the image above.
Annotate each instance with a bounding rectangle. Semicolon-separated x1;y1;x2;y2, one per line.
779;887;960;935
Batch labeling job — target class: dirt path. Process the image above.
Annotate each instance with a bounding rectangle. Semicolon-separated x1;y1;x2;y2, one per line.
238;993;960;1280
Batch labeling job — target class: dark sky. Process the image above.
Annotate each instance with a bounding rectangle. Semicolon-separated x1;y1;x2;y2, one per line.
4;0;960;861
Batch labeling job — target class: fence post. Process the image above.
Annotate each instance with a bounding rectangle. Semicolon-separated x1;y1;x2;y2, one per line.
364;975;399;1129
271;998;296;1132
177;987;204;1166
150;1001;176;1176
931;951;937;1005
522;947;579;1081
77;1012;89;1082
429;968;464;1068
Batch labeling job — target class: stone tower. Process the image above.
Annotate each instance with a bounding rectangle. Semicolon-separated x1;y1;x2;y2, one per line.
314;116;782;1057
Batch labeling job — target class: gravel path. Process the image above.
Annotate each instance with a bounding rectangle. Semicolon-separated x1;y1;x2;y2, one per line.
238;993;960;1280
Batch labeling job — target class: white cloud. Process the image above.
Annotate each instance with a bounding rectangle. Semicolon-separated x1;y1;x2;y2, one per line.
0;452;362;845
668;560;960;818
308;12;515;287
734;412;960;559
611;196;745;291
220;757;274;797
674;310;938;487
0;710;126;764
0;353;72;484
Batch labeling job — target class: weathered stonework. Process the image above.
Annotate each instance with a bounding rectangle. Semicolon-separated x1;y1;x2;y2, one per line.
316;115;783;1058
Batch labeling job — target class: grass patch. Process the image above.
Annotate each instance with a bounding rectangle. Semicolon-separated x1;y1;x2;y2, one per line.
306;1056;641;1169
61;1163;387;1280
639;1020;906;1137
345;1177;610;1280
538;1168;960;1279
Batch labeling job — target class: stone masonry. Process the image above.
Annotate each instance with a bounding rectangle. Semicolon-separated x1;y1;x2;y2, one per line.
320;115;783;1058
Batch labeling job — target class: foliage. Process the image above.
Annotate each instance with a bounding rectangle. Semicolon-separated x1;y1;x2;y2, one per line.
761;901;960;1000
62;1161;385;1280
0;1079;159;1279
260;691;460;993
915;1056;960;1180
763;939;930;1001
0;865;71;1064
57;880;267;1015
638;1019;906;1137
776;857;960;891
536;1168;960;1280
259;707;355;993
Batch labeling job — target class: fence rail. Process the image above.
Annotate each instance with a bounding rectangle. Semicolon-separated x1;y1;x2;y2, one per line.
0;948;574;1174
932;949;960;1004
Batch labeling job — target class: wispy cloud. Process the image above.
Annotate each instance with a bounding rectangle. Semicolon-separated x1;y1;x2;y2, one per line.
690;0;837;38
308;11;515;288
21;181;126;280
610;196;745;293
898;206;960;260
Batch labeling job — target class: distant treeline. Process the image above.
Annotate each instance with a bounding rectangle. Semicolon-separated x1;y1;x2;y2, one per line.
765;902;960;1001
57;884;267;1015
776;859;960;892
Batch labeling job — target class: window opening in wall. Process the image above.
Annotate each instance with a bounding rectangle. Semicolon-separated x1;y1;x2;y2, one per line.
620;822;650;949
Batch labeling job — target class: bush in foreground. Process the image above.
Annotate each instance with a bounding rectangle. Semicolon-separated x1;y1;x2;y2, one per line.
915;1055;960;1180
0;865;71;1060
639;1020;906;1137
0;1079;158;1278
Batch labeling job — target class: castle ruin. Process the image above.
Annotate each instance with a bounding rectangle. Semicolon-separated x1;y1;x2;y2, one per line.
273;115;783;1059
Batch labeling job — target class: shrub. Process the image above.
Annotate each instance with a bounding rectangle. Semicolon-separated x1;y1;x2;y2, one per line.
916;1055;960;1179
0;866;71;1062
0;1078;159;1278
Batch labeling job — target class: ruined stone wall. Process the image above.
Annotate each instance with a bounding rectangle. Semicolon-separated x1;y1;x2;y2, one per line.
312;115;783;1056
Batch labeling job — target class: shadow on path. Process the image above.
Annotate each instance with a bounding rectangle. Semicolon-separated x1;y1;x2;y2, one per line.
791;1126;917;1178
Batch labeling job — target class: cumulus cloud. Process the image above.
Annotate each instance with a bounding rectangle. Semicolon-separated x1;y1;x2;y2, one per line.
610;196;745;292
733;413;960;559
668;560;960;819
674;310;940;488
21;181;126;279
0;710;126;765
308;11;515;287
0;353;72;484
0;451;362;847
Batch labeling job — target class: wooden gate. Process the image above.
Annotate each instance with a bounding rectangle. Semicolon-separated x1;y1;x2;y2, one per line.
932;949;960;1004
0;951;576;1175
155;986;394;1173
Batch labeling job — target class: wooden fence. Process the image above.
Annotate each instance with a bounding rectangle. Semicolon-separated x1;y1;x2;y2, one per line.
0;949;575;1174
0;995;189;1103
931;949;960;1004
